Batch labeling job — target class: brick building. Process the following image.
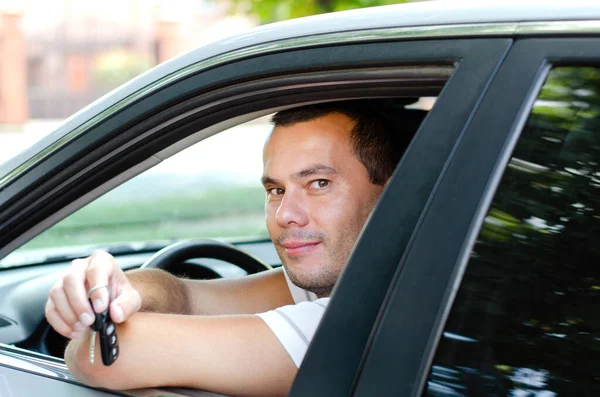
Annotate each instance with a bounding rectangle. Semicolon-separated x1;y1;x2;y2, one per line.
0;12;27;125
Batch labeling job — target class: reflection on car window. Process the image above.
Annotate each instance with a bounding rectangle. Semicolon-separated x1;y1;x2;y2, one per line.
424;67;600;396
1;120;272;268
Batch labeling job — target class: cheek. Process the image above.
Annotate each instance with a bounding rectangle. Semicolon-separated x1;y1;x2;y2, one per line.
309;195;355;234
265;202;279;234
313;187;379;237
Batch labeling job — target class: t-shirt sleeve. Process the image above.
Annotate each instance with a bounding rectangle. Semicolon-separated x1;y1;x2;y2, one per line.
282;266;318;303
256;298;330;368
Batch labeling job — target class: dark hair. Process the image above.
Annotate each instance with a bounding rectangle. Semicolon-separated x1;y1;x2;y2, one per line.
271;100;426;185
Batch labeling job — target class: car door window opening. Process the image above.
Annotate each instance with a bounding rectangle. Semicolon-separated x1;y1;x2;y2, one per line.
6;95;439;269
1;70;452;271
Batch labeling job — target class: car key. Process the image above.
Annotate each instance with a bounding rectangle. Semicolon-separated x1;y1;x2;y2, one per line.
89;324;96;365
88;297;119;366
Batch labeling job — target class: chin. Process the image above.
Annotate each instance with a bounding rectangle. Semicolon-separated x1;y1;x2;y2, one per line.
285;257;323;276
286;266;336;294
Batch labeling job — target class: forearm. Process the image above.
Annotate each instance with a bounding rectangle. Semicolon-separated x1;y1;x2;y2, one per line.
124;267;293;316
185;267;294;316
65;315;167;390
125;268;190;314
65;312;296;396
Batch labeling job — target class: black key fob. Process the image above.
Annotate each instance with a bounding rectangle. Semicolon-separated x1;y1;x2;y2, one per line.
90;300;119;366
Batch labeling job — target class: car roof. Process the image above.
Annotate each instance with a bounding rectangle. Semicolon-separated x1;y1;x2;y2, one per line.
2;0;600;186
246;0;600;39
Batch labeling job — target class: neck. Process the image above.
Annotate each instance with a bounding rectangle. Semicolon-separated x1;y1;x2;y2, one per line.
312;288;332;299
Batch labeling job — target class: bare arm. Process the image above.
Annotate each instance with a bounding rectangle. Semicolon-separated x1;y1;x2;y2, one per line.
53;252;298;394
47;251;294;340
184;267;295;315
127;266;294;316
65;311;296;396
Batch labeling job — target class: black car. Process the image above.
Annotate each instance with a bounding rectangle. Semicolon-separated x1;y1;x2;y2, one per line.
0;2;598;396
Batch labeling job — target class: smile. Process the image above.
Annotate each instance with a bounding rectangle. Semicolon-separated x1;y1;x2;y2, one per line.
281;241;321;256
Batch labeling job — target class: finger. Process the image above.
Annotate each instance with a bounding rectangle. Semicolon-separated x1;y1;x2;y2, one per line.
48;283;81;329
45;300;79;339
86;251;114;313
63;259;95;326
110;288;141;323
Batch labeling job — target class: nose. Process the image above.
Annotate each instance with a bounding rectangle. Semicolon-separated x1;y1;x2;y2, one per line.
276;189;309;228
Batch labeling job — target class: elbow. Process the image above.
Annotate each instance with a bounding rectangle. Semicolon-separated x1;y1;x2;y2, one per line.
64;338;102;387
64;336;129;390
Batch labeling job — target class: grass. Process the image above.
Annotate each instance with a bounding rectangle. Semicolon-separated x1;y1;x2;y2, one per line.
17;185;270;250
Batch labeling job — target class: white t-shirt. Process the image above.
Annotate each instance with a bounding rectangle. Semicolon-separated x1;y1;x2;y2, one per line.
256;267;329;367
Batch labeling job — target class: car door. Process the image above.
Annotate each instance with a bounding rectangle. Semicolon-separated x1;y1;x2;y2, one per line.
350;37;600;396
0;32;510;396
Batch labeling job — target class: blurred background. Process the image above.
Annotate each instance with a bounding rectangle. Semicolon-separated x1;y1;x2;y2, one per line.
0;0;414;151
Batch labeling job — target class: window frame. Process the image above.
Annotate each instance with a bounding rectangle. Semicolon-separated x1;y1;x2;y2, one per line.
352;37;600;397
290;38;512;397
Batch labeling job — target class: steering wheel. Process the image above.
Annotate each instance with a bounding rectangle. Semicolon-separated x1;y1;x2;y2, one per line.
140;239;273;276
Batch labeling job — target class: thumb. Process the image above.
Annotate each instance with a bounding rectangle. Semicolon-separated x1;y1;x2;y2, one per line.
109;288;141;323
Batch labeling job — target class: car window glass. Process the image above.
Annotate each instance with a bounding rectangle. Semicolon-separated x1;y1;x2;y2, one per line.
0;119;272;268
424;66;600;396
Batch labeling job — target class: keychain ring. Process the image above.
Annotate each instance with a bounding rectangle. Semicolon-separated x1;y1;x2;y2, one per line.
87;284;110;299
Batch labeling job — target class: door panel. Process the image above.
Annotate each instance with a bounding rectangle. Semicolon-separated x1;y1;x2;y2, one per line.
354;38;600;397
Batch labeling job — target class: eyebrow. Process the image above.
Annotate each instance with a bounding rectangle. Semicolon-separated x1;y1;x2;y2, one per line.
261;164;338;186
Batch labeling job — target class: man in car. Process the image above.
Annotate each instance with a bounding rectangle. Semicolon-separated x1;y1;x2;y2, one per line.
45;100;418;396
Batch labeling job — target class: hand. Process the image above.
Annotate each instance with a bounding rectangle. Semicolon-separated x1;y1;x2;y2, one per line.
45;250;141;339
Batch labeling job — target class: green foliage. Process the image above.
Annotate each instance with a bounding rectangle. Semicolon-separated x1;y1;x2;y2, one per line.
226;0;411;24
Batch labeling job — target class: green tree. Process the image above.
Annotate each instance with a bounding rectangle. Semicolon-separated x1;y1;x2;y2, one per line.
227;0;412;24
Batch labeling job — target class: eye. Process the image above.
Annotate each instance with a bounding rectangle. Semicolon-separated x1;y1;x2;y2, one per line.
267;187;284;196
310;179;330;189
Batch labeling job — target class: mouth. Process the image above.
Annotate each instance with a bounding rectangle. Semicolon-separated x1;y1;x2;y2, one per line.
280;241;321;256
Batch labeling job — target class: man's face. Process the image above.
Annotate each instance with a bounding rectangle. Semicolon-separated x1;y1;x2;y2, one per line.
262;113;385;297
